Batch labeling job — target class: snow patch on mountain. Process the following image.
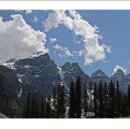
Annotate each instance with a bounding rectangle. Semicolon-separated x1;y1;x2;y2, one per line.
58;67;69;91
24;65;30;69
16;73;25;83
29;51;46;58
112;65;127;75
34;75;39;78
2;62;15;70
18;87;22;98
58;67;64;80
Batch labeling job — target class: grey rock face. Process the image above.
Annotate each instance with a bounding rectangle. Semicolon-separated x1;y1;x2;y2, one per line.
0;65;21;94
91;69;110;84
111;68;130;93
2;52;130;100
13;52;61;100
60;62;91;90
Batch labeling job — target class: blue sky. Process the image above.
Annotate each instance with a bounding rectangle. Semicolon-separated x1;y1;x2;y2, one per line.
0;10;130;76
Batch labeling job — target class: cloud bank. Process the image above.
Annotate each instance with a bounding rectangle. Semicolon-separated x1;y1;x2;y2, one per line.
0;14;48;62
44;10;111;65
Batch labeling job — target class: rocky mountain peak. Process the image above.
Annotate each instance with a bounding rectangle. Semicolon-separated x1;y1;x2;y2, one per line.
14;52;54;68
114;68;125;75
112;65;126;75
91;69;106;77
6;58;16;63
61;62;71;68
91;69;109;83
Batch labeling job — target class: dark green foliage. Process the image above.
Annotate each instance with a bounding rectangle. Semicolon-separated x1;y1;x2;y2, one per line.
69;81;76;118
46;96;51;118
0;71;21;117
98;81;104;117
75;76;81;118
23;91;32;118
55;84;65;118
31;91;40;118
108;80;116;117
121;94;128;116
23;77;130;118
127;85;130;113
116;80;121;117
23;91;41;118
40;96;46;118
103;81;109;117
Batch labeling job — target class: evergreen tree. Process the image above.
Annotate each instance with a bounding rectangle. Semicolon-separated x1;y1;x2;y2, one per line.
93;83;98;118
31;91;40;118
56;84;65;118
116;80;121;117
46;96;51;118
108;80;116;117
127;85;130;114
98;81;104;117
40;96;46;118
104;81;108;117
75;76;81;118
23;91;32;118
69;81;76;118
23;90;41;118
121;94;128;116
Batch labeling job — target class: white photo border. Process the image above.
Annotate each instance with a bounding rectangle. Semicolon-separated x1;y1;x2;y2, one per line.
0;1;130;129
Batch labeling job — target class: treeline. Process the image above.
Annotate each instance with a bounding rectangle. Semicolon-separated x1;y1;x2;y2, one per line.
23;76;130;118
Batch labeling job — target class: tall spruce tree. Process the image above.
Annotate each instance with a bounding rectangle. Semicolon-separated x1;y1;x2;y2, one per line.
93;83;98;118
127;85;130;114
23;91;32;118
56;84;65;118
40;96;46;118
108;80;116;117
104;81;108;117
31;91;40;118
69;81;76;118
75;76;81;118
98;81;104;117
122;94;128;116
46;96;51;118
116;80;121;117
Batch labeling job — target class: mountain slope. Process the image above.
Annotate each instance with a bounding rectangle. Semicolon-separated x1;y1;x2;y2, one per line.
13;52;61;101
59;62;91;92
91;69;110;84
111;66;130;93
0;70;21;117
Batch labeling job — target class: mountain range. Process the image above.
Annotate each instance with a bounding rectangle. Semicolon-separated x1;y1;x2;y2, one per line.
1;51;130;103
0;51;130;117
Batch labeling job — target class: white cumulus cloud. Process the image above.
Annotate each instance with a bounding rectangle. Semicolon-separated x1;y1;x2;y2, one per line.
49;37;57;43
53;44;73;57
44;10;111;65
0;14;48;62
